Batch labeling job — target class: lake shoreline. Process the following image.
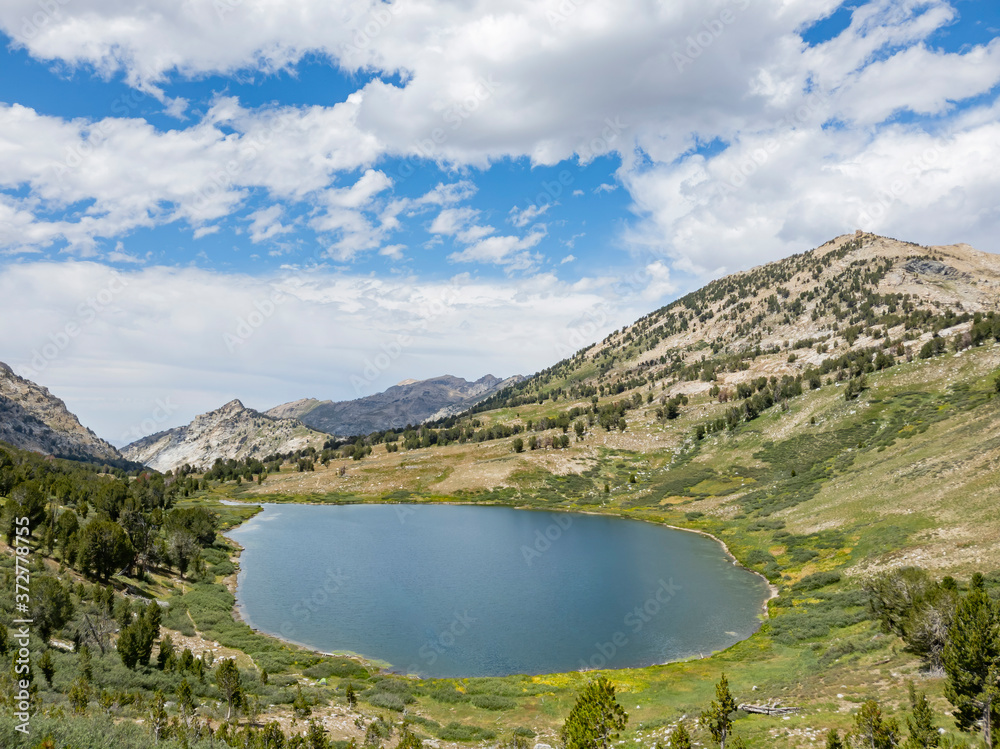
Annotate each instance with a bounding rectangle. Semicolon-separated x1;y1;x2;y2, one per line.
219;498;777;678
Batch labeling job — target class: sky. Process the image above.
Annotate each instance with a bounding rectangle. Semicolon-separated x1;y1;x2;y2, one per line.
0;0;998;446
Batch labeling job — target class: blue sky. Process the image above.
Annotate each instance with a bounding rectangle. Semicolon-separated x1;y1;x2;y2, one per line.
0;0;998;442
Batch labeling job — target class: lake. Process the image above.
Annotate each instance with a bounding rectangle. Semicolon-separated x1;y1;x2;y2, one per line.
227;503;771;678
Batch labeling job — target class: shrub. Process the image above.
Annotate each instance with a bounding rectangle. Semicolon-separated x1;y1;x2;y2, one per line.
471;694;516;710
367;692;407;711
438;723;497;741
793;571;842;591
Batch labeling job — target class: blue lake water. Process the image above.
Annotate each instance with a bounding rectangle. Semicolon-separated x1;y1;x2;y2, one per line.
227;503;770;678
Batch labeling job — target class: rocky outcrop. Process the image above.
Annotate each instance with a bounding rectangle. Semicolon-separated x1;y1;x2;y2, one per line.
122;399;329;472
266;374;524;437
0;362;124;464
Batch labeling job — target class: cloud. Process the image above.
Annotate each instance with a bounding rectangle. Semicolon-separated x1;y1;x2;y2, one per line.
247;205;293;243
0;0;998;284
448;230;546;269
508;202;551;228
0;259;677;441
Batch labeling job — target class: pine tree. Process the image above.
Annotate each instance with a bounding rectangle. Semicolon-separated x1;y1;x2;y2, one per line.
904;682;939;748
826;728;845;749
702;673;738;748
849;700;901;749
38;648;55;687
942;575;1000;748
294;683;312;718
177;677;196;719
668;722;692;749
215;658;244;721
395;725;423;749
561;676;628;749
346;682;358;708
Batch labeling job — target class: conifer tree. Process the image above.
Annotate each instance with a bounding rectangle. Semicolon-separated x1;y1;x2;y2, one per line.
942;574;1000;748
702;673;738;748
904;682;939;748
561;676;628;749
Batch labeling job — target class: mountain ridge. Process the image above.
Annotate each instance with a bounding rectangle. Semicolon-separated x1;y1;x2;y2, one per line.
0;361;125;465
265;373;524;436
121;398;330;472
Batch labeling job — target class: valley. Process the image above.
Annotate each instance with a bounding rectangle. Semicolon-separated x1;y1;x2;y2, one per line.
3;234;1000;748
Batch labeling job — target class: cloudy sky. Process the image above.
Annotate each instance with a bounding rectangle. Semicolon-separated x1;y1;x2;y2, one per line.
0;0;998;444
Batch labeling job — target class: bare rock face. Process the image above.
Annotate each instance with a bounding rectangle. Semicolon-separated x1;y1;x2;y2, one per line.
122;399;330;472
0;363;124;464
265;374;524;437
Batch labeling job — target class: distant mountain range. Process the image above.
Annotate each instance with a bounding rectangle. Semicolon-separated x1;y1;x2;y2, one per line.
0;368;522;473
266;374;524;436
0;361;126;465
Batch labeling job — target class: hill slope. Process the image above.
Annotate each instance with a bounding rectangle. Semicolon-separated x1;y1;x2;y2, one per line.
0;361;124;464
266;373;523;436
122;399;330;472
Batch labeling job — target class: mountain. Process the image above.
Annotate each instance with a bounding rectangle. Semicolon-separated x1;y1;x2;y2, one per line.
0;361;125;465
122;399;330;472
266;374;524;436
467;232;1000;415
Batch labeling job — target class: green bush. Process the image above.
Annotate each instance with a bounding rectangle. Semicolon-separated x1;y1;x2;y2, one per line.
471;694;516;710
303;658;370;680
427;686;471;703
793;571;842;591
366;691;411;711
438;723;497;741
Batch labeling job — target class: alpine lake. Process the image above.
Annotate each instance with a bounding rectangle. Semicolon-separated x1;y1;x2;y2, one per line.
227;503;771;678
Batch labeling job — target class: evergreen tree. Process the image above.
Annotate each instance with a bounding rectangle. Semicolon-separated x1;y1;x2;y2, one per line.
177;677;196;717
702;673;738;748
116;623;140;669
38;648;55;687
306;720;331;749
826;729;845;749
346;682;358;708
157;633;175;670
904;682;939;748
215;658;244;721
849;700;901;749
942;575;1000;748
667;722;692;749
561;676;628;749
30;576;75;642
77;519;136;581
294;683;312;718
395;725;423;749
68;676;91;714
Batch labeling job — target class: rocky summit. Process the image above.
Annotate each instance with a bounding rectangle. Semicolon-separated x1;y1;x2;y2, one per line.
122;398;330;473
